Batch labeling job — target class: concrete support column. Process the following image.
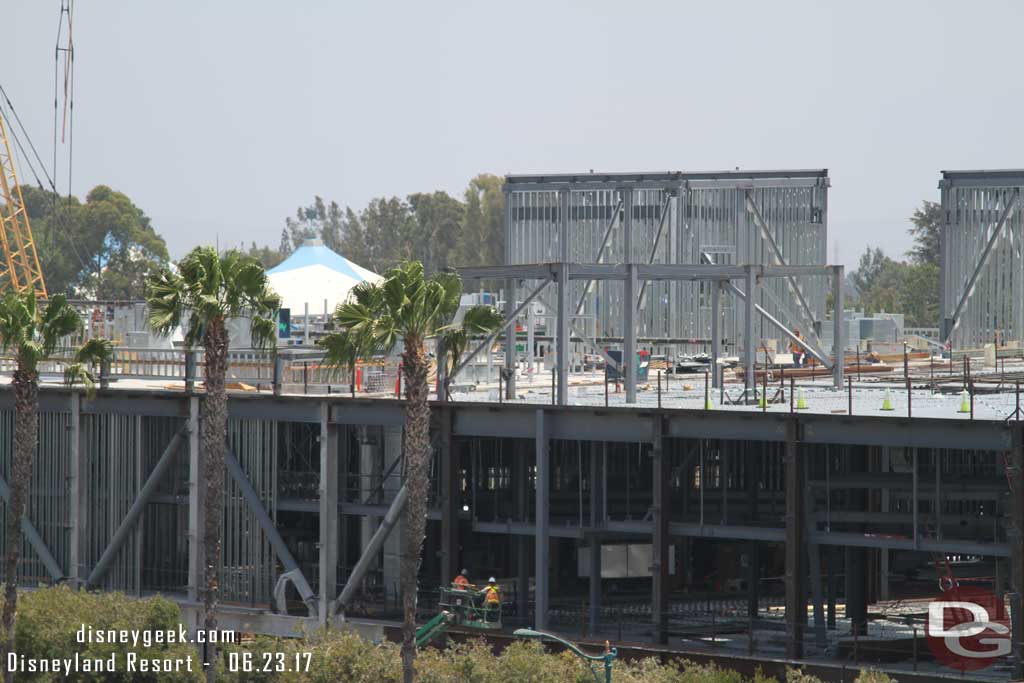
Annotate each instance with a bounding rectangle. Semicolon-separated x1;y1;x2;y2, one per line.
535;410;550;628
440;408;460;585
187;395;203;604
784;418;806;659
711;281;722;389
652;415;669;644
67;392;85;586
624;264;638;404
318;402;339;624
505;278;517;399
832;266;844;388
556;264;570;406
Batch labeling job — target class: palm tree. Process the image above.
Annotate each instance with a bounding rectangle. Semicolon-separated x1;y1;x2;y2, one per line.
146;247;279;682
0;292;110;683
321;261;501;683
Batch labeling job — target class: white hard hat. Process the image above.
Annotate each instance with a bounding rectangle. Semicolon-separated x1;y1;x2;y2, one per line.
488;577;496;583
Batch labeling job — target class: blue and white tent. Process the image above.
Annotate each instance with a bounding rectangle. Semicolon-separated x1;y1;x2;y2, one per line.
267;238;382;314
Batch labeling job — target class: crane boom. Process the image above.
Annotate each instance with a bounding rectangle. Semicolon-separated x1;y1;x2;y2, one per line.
0;112;47;298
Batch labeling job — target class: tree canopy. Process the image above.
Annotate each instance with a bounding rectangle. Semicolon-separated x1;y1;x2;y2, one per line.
21;185;169;299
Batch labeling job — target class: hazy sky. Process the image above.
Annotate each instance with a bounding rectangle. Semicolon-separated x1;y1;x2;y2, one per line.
5;1;1023;269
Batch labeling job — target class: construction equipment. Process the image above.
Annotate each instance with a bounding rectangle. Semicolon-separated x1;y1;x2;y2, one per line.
415;585;503;647
0;112;47;297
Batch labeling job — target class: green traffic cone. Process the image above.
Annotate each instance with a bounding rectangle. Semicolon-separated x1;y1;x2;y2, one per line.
795;388;808;410
957;389;970;414
881;388;894;411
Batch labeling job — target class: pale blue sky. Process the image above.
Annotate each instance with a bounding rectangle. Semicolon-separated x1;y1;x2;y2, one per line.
5;1;1022;268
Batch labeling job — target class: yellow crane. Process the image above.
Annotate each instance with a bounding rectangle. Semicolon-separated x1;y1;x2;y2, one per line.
0;112;47;298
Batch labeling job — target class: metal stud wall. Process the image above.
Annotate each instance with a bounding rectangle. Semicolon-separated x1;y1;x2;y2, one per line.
505;171;830;353
939;170;1024;348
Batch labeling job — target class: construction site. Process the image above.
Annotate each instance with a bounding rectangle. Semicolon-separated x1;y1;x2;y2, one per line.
1;140;1024;681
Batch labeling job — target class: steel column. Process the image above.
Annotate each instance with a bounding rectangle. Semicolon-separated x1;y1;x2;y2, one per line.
556;266;570;406
745;267;757;395
318;402;339;624
504;278;517;399
535;409;549;628
832;266;844;388
440;407;459;584
336;486;408;616
187;396;202;603
624;263;638;403
711;281;722;389
68;392;85;585
651;415;669;644
784;418;806;659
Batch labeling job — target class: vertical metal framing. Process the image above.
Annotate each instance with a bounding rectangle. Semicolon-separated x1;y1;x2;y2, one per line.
940;171;1024;347
832;266;844;388
651;415;669;644
504;171;830;356
440;406;459;584
711;281;722;388
68;392;84;585
318;402;339;624
784;418;806;659
534;409;549;629
504;278;517;399
744;266;756;394
187;396;202;603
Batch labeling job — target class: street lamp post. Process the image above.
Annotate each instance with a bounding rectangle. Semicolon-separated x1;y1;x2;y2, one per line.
513;628;617;683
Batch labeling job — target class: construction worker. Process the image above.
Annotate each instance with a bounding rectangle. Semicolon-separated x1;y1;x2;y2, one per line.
453;569;471;589
482;577;501;622
790;330;805;368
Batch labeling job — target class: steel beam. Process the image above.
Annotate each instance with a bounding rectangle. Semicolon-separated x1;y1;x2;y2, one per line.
335;486;408;616
318;402;339;625
535;409;549;628
187;396;202;603
225;449;317;616
0;476;63;582
87;427;186;587
746;192;818;330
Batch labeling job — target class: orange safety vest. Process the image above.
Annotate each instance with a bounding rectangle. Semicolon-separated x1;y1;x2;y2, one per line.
484;586;500;604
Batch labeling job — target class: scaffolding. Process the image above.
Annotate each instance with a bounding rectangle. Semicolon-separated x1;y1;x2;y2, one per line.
940;170;1024;349
504;170;830;355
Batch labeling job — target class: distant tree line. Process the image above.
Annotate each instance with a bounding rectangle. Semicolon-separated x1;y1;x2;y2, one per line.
247;173;504;275
848;201;940;328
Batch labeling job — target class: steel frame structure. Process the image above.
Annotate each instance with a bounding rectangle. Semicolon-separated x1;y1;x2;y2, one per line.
940;169;1024;348
455;261;845;404
0;387;1019;676
504;170;829;356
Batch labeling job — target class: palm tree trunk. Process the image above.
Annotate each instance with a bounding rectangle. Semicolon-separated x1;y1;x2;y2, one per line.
400;340;430;683
201;318;229;683
2;367;38;683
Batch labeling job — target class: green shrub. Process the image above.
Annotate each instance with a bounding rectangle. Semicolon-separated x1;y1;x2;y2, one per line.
4;587;904;683
8;585;200;682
